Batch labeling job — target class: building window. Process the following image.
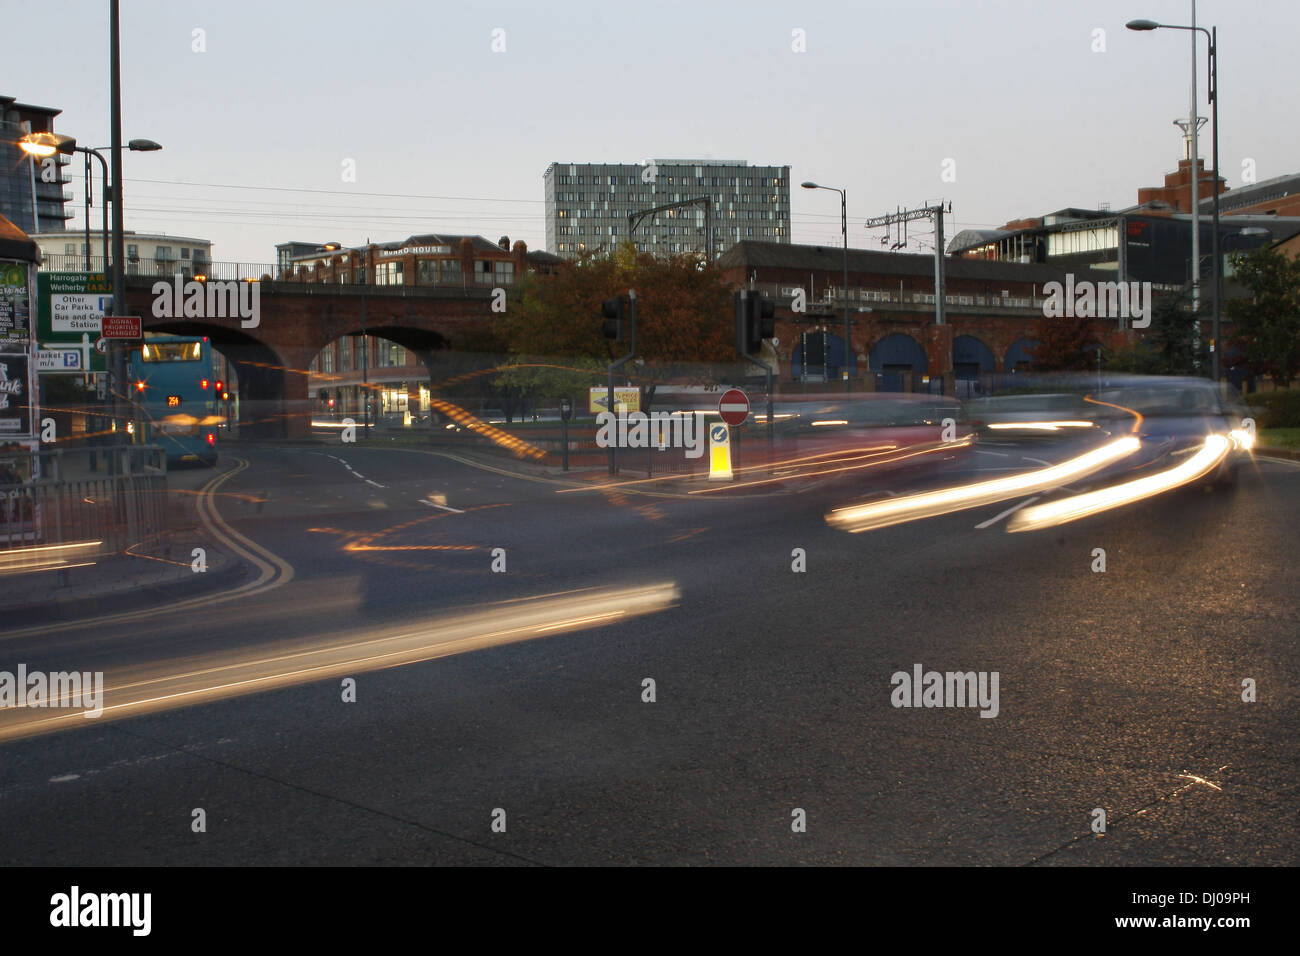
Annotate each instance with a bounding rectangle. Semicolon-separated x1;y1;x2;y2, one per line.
417;260;438;285
127;244;138;259
474;260;495;284
64;243;75;256
321;346;334;374
440;259;462;283
339;336;352;370
375;261;404;285
181;248;191;259
494;261;514;285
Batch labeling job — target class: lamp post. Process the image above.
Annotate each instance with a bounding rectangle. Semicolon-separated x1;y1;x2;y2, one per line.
22;135;162;273
18;133;106;271
802;181;852;394
20;133;161;455
1128;16;1221;381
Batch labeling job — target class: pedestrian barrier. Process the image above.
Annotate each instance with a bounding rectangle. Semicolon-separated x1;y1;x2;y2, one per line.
0;446;169;564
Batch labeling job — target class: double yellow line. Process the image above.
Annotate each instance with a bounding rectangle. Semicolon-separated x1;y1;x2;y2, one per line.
0;457;293;639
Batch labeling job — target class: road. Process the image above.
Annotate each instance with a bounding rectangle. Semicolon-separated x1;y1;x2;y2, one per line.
1;437;1296;865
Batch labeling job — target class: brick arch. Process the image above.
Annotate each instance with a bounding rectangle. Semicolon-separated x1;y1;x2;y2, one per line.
124;276;502;437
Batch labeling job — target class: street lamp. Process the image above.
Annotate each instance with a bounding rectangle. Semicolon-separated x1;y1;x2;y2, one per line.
19;134;163;272
1128;16;1221;381
20;125;162;452
802;181;852;394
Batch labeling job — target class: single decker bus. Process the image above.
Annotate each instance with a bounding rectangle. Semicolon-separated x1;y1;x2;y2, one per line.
128;334;221;466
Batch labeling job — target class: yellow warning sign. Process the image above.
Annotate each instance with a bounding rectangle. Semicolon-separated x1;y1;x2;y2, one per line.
707;422;732;480
588;386;640;414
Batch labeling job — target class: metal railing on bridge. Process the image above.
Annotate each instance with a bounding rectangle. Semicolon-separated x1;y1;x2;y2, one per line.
41;254;275;281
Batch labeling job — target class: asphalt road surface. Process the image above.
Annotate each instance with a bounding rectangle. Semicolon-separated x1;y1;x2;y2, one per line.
2;438;1296;865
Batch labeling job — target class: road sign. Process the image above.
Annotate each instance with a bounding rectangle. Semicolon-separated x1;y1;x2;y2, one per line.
94;337;108;354
36;273;110;373
589;386;640;414
102;315;142;339
718;388;750;426
37;349;83;372
708;421;733;480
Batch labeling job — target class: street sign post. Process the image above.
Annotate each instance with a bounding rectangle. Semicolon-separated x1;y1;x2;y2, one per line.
718;388;750;426
101;315;141;338
36;272;110;373
708;421;733;480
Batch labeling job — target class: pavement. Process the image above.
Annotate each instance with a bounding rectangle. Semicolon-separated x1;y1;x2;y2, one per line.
0;449;243;627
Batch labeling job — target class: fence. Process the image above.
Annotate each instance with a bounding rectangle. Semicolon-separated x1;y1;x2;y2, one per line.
0;446;169;565
40;254;275;282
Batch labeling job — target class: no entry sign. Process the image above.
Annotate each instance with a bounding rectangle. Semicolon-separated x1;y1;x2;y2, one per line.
718;388;750;426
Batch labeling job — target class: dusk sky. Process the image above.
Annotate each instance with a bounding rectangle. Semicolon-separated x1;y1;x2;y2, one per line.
6;0;1296;263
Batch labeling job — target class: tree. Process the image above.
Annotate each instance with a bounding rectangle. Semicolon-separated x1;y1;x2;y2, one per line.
1224;246;1300;387
497;243;736;411
1027;313;1100;371
1104;288;1207;376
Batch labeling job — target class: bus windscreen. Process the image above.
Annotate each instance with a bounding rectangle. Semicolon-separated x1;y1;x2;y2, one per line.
141;341;203;363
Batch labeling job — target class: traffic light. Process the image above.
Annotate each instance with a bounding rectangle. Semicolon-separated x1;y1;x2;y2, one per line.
735;290;776;356
601;297;626;341
214;380;224;393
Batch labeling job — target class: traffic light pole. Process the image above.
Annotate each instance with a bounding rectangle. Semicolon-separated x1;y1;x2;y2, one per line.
735;290;776;460
606;290;636;476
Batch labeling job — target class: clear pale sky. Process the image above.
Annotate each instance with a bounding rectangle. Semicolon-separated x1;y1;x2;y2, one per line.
5;0;1295;264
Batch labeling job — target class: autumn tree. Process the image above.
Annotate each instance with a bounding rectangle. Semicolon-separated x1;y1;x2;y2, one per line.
1027;313;1100;371
496;242;736;411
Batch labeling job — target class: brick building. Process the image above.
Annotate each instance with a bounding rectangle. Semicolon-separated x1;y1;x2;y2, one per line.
283;233;561;287
717;241;1123;393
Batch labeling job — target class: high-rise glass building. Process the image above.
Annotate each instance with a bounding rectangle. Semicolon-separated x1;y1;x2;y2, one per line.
1;96;72;235
544;159;790;259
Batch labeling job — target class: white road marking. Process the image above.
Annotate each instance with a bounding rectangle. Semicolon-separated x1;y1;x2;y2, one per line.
365;479;385;488
1024;457;1052;467
976;449;1010;458
975;495;1041;529
419;500;465;514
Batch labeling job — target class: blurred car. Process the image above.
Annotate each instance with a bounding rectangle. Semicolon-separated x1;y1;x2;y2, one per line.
965;392;1096;439
747;393;974;485
1086;378;1253;489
